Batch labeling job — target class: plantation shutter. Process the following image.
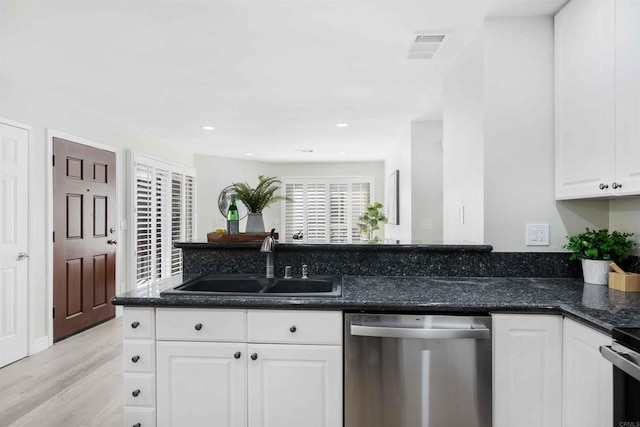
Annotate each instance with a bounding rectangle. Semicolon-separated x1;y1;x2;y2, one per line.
135;164;153;285
171;172;184;276
350;182;370;243
131;152;196;289
282;177;372;243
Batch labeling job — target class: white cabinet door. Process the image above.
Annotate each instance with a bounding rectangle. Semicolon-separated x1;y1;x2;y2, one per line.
562;318;613;427
555;0;616;199
492;314;563;427
615;0;640;195
247;343;342;427
157;341;248;427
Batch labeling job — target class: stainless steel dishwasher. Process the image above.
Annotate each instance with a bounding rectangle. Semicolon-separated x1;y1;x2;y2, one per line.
345;313;492;427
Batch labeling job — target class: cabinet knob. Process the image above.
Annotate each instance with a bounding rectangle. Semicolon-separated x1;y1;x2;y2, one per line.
289;325;297;333
599;183;609;190
131;321;140;329
132;389;141;397
234;351;242;359
612;182;623;189
194;323;203;331
251;353;258;361
131;355;140;363
133;424;141;427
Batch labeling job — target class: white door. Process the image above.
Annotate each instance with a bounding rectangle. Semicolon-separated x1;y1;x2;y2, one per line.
248;343;343;427
0;121;29;368
156;341;247;427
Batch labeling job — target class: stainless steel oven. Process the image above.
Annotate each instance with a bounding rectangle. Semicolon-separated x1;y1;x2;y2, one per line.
600;328;640;425
345;313;492;427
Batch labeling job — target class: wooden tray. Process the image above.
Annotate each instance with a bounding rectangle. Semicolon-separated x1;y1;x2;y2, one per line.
207;232;279;242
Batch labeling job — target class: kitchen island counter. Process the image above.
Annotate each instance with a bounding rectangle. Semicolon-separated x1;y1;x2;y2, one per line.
112;275;640;334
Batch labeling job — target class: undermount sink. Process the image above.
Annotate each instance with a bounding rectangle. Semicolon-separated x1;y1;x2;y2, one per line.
160;274;342;297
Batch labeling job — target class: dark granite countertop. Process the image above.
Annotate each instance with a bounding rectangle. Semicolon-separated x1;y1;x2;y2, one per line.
112;275;640;335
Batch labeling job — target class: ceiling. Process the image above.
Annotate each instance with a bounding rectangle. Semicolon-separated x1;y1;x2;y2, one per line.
1;0;567;162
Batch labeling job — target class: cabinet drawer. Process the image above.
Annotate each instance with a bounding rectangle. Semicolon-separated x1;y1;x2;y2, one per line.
248;310;342;345
124;340;155;374
124;374;155;407
124;407;155;427
123;308;155;339
156;308;246;342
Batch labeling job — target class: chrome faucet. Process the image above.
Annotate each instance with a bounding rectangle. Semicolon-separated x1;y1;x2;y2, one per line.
260;228;276;278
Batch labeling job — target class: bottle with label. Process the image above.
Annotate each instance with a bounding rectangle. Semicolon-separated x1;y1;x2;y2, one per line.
227;195;240;234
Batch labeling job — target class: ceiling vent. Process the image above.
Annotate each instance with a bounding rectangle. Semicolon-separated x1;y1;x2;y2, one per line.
407;34;445;60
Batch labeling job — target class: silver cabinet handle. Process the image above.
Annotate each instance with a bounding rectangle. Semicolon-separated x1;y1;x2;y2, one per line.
350;324;490;340
600;345;640;382
16;252;29;261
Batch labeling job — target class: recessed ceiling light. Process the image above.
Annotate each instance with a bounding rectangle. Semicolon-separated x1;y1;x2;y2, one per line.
245;152;254;156
339;151;347;155
202;125;215;130
336;123;349;128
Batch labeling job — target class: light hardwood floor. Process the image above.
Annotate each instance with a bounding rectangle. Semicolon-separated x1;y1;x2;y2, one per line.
0;318;123;427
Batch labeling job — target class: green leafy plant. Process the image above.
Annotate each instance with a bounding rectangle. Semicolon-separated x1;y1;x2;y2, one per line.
230;175;286;213
357;202;388;243
563;228;635;261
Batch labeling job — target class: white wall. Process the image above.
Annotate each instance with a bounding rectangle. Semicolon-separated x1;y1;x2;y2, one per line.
411;121;443;243
610;198;640;256
0;78;195;349
195;155;385;239
384;126;412;243
442;25;485;244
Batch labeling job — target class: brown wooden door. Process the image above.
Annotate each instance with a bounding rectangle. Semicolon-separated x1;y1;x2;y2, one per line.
53;137;116;341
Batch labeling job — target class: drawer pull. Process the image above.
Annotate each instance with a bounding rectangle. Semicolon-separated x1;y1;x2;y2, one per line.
251;353;258;361
133;424;141;427
131;355;140;363
234;351;242;359
132;389;141;397
131;321;140;329
195;323;203;331
289;325;297;333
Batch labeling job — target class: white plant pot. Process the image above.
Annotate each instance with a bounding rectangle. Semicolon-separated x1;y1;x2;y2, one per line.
245;213;265;234
581;259;612;285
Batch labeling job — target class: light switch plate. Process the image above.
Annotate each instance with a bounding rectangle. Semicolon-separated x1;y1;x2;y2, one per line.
526;223;549;246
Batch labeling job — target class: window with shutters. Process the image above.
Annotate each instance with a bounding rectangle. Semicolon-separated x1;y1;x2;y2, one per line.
131;152;196;289
281;177;372;243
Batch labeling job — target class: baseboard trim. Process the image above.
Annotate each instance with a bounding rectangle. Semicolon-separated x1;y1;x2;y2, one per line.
31;336;50;355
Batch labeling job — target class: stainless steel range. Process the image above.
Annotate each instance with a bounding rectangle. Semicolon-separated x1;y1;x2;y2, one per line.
345;313;492;427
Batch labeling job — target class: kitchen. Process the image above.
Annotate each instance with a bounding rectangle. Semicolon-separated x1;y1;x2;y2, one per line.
1;0;640;426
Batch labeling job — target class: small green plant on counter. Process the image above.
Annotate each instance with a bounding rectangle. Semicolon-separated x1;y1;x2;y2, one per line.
230;175;286;213
357;202;388;243
563;228;635;261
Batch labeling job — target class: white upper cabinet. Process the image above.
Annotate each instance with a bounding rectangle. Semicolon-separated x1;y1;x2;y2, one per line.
555;0;640;199
614;0;640;195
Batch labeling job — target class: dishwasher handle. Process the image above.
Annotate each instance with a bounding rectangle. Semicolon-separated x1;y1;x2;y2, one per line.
350;324;491;340
600;345;640;382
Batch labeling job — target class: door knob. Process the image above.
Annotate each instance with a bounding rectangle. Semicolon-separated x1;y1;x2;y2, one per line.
16;252;29;261
107;239;117;245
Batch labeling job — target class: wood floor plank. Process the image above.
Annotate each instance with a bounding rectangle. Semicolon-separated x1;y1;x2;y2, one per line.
0;318;123;427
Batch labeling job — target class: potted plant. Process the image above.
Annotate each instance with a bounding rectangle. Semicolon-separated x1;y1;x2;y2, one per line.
230;175;286;233
357;202;388;243
564;228;636;285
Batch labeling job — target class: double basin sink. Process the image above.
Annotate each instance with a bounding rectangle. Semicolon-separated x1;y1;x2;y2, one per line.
161;274;342;297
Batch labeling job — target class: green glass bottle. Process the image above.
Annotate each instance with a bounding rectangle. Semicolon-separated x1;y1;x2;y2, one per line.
227;195;239;234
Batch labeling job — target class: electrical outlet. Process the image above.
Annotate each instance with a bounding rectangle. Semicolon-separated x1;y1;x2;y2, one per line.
526;224;549;246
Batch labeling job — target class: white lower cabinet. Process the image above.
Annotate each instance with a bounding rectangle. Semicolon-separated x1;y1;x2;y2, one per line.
247;343;342;427
562;318;613;427
154;308;342;427
492;314;563;427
